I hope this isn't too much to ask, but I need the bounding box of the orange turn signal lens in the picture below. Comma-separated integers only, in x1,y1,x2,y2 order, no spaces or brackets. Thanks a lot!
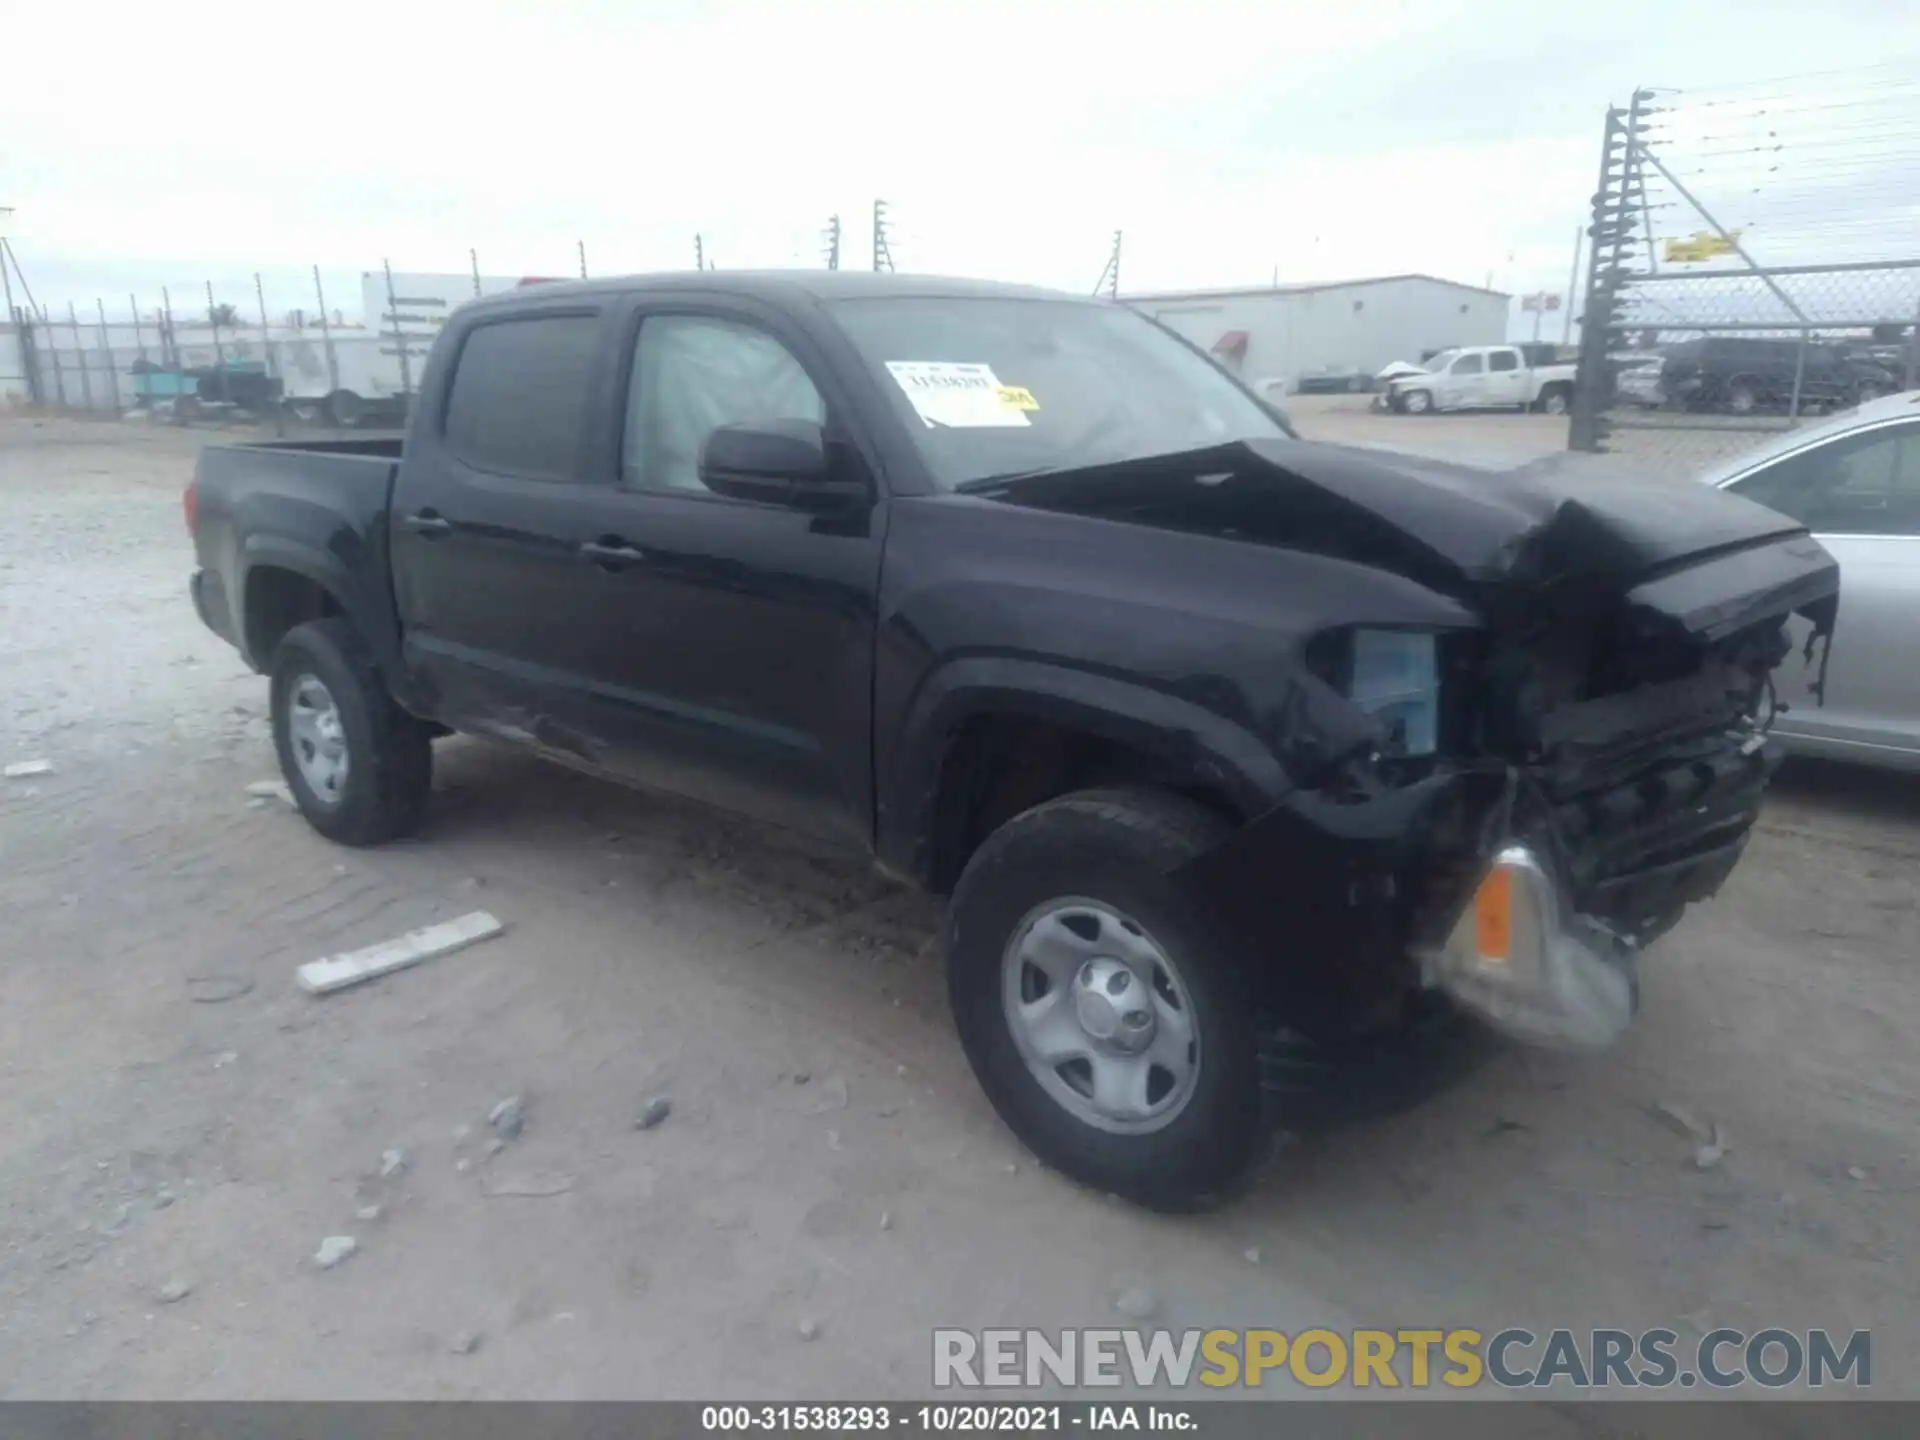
1474,866,1514,963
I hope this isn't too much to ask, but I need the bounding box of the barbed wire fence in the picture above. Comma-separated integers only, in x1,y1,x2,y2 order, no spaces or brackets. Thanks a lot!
1569,62,1920,472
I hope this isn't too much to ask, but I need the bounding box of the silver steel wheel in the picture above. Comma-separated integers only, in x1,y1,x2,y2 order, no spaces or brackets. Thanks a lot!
1000,897,1201,1135
1404,389,1432,414
287,673,350,804
1541,390,1569,416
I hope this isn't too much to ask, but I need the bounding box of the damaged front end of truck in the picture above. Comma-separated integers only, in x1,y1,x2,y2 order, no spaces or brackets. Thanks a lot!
993,438,1841,1065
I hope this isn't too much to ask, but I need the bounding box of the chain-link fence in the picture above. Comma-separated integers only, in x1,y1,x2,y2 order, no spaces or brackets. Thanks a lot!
0,244,610,428
1569,64,1920,474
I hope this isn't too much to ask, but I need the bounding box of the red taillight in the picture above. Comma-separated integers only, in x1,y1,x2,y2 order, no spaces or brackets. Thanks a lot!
183,480,199,538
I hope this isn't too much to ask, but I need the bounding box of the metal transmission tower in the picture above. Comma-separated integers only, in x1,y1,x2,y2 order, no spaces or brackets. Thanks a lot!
1568,89,1654,453
1092,230,1123,298
695,234,708,271
871,200,896,273
823,214,842,270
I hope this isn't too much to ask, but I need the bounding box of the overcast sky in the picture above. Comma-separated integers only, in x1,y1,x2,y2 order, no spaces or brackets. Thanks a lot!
2,0,1914,330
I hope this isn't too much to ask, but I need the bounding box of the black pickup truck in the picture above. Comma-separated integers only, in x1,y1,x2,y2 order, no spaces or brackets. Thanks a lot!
187,272,1839,1209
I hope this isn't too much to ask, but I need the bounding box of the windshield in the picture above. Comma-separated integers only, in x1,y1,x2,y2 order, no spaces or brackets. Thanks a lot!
828,297,1292,491
1421,349,1462,373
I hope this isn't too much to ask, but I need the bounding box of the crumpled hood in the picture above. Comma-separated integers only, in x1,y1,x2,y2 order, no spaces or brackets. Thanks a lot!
965,438,1836,636
1252,439,1807,583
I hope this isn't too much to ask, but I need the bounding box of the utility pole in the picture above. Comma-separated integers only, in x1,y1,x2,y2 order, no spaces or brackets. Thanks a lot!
0,205,14,319
823,214,842,271
577,240,588,279
1562,223,1583,346
1092,230,1122,298
695,234,706,271
871,199,895,273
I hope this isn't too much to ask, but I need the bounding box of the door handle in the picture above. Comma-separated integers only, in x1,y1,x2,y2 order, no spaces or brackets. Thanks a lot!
579,537,648,571
401,510,453,538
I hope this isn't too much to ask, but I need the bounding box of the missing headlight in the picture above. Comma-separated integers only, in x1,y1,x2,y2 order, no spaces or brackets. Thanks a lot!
1308,627,1442,758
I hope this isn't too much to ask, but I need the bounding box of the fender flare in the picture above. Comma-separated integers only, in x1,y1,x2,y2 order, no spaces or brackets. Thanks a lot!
876,655,1290,885
236,535,401,681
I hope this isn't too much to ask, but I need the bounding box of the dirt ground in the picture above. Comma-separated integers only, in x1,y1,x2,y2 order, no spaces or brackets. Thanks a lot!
1,411,1914,1404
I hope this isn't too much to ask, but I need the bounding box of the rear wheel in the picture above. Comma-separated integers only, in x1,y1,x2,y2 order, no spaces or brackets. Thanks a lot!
1537,385,1570,416
322,389,366,428
1726,379,1762,415
948,788,1264,1211
269,618,433,846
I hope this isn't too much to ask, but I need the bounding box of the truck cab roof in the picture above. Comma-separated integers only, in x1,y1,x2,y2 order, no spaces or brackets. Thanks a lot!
458,270,1096,315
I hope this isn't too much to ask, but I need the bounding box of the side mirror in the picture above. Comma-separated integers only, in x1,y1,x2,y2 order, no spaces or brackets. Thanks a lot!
698,419,866,512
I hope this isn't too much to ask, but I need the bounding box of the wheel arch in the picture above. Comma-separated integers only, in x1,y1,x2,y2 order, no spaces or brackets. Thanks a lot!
238,537,405,693
878,657,1286,894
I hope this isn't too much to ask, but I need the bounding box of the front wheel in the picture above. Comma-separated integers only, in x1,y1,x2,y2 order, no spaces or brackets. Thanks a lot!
270,618,434,846
948,788,1264,1211
1400,388,1433,415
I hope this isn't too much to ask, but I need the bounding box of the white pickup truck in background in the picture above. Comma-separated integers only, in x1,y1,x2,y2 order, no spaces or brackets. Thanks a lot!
1385,344,1578,416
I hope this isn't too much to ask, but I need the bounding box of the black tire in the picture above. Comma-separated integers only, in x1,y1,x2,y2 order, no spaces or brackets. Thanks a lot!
269,617,433,846
948,787,1264,1211
1725,379,1762,416
1401,388,1433,415
1536,385,1570,416
322,389,365,428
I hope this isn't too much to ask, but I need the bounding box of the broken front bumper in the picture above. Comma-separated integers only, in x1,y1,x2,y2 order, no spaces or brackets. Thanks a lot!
1178,733,1776,1062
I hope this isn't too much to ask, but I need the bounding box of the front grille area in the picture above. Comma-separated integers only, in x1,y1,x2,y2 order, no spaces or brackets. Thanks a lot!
1546,732,1776,940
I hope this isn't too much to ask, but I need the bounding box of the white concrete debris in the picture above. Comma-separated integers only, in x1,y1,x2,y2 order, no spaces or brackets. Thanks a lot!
244,779,295,806
313,1236,358,1269
1694,1124,1729,1170
4,759,53,779
297,911,504,996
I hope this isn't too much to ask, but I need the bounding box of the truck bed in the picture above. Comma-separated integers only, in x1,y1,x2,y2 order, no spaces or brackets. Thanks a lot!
188,437,406,672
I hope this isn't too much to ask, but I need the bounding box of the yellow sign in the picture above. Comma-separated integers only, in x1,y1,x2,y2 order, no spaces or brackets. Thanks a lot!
1664,229,1743,263
997,385,1040,411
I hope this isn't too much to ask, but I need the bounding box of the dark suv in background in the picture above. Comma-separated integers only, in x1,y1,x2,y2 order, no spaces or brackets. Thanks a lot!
1660,336,1899,415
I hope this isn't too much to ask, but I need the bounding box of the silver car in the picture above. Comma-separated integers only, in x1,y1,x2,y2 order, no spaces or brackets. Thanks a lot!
1699,390,1920,770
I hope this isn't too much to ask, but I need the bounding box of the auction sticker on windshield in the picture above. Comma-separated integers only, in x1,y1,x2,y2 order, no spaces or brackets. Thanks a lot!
885,361,1032,428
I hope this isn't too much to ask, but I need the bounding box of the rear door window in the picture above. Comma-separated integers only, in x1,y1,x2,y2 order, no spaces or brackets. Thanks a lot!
443,314,602,481
1488,350,1519,373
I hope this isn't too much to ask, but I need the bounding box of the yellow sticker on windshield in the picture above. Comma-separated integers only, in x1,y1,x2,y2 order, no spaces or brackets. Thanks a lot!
997,385,1040,411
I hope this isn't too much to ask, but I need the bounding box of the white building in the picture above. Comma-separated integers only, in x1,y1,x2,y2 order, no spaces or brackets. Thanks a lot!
1125,274,1511,393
